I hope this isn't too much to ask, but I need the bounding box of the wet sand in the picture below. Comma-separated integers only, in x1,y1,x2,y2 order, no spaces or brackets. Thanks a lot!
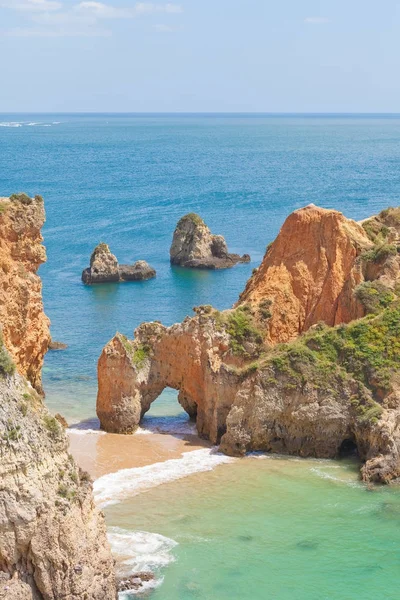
68,429,211,479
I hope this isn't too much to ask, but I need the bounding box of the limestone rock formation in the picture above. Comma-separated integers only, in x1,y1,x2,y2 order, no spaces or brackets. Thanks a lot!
0,194,116,598
238,204,374,344
0,194,51,393
170,213,250,269
0,370,116,599
82,243,156,284
98,205,400,483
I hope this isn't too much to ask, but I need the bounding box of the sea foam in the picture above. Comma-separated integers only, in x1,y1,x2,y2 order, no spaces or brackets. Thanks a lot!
94,448,235,508
108,526,177,597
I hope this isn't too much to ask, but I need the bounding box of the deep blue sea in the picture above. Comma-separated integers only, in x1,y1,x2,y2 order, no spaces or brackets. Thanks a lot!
1,114,400,421
2,114,400,600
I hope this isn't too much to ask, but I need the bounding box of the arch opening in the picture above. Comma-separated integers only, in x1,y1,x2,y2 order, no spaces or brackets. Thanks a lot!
338,438,359,459
140,387,197,436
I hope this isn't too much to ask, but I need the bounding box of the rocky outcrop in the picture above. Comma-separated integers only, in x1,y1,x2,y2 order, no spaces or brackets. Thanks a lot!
0,194,116,598
98,205,400,483
0,369,116,599
119,260,156,282
0,194,50,393
170,213,250,269
82,243,156,284
238,204,375,344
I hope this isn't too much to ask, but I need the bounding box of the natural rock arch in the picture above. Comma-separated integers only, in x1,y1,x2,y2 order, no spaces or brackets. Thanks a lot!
97,321,239,443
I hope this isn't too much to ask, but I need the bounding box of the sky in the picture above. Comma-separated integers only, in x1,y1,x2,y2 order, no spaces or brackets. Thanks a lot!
0,0,400,112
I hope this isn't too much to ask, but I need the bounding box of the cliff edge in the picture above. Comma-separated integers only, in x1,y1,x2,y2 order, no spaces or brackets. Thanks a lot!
0,194,51,393
0,194,116,599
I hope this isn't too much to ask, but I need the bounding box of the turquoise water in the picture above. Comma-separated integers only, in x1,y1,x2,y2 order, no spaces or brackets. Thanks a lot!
105,455,400,600
2,114,400,598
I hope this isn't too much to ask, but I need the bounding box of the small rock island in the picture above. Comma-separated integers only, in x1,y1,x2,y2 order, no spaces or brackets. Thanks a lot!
82,243,156,284
170,213,250,269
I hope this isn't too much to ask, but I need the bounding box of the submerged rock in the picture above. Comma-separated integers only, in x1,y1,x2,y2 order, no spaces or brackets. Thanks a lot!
49,340,68,350
170,213,250,269
82,243,156,284
98,204,400,484
117,572,154,593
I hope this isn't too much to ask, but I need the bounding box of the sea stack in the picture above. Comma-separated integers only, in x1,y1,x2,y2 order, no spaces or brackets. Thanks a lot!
170,213,250,269
82,243,156,284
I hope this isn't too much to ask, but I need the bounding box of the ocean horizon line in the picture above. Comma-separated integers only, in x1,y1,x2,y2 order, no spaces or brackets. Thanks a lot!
1,111,400,117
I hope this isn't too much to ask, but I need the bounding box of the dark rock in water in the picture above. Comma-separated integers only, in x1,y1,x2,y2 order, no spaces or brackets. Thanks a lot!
170,213,250,269
82,243,156,284
49,340,68,350
118,572,154,593
119,260,156,281
237,534,254,542
296,539,319,550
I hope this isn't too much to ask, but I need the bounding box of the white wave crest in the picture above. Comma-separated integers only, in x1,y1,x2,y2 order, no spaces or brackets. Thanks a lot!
0,122,22,127
108,527,177,598
94,448,234,508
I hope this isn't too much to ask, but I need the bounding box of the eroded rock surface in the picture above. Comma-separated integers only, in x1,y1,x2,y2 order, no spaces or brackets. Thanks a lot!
82,243,156,284
0,194,116,598
238,204,374,344
0,194,50,393
97,205,400,483
170,213,250,269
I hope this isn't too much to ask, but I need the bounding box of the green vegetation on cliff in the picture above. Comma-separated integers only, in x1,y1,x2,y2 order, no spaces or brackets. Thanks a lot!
214,306,263,357
264,304,400,405
177,213,205,228
355,281,395,314
0,335,15,378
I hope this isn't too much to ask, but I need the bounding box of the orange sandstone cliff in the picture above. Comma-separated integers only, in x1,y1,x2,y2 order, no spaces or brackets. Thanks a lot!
0,194,50,392
0,194,116,599
237,204,373,343
97,204,400,483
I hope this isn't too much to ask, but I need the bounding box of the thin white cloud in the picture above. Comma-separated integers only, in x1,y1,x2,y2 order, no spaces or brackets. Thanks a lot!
304,17,330,24
74,1,182,18
0,1,183,37
0,0,62,11
4,25,111,36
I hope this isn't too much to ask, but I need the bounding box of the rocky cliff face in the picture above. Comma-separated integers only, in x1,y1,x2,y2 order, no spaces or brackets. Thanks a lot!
170,213,250,269
97,205,400,483
0,194,116,599
0,194,51,393
238,204,374,343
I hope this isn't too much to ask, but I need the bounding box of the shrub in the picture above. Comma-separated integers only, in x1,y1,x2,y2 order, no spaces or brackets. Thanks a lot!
362,243,397,263
177,213,204,227
0,335,15,378
355,281,395,314
9,192,32,205
133,344,151,368
58,484,76,501
226,308,263,356
43,414,61,438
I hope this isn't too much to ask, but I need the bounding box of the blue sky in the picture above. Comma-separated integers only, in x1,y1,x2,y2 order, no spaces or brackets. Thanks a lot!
0,0,399,112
